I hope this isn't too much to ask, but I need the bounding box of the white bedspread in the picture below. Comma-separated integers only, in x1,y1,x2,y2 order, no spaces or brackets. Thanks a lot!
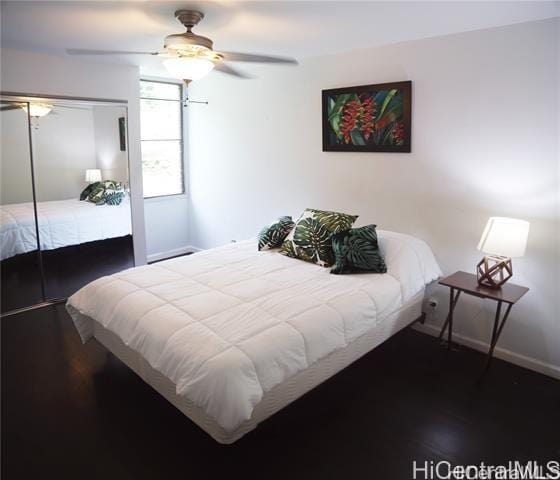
0,198,132,260
67,231,441,433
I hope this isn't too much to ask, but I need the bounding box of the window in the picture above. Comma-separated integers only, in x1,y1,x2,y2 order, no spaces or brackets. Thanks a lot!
140,80,184,198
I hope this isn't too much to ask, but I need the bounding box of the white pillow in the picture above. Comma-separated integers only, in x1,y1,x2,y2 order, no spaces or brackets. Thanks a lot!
377,230,442,302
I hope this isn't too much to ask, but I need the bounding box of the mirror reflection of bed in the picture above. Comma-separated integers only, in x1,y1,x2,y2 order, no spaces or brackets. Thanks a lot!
0,97,134,314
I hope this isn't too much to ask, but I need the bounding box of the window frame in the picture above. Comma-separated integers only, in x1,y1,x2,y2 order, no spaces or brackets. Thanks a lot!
140,78,186,200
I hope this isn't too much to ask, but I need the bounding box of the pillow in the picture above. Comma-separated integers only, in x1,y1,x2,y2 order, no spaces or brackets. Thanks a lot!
86,180,126,206
279,208,358,267
79,182,99,201
258,216,295,251
330,225,387,275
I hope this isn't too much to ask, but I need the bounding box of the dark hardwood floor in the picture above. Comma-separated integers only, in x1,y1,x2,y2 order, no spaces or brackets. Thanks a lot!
2,304,559,479
1,236,134,313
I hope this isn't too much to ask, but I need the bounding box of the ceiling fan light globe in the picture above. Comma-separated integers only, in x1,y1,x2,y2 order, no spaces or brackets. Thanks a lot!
163,57,215,82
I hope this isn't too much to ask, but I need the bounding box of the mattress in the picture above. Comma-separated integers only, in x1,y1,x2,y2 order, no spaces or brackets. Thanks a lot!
67,231,442,441
92,289,424,444
0,198,132,260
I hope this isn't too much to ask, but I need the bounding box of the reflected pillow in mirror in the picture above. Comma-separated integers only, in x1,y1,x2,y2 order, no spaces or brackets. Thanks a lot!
80,182,100,201
85,180,126,206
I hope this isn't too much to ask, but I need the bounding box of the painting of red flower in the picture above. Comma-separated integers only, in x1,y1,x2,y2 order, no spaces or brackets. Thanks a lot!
322,81,411,152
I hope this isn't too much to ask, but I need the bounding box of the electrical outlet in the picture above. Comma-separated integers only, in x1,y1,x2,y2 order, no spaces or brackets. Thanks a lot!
428,297,438,310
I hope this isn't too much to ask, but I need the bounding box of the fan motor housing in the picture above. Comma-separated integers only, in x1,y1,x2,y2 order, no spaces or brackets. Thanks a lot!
166,10,213,52
175,10,204,28
164,32,214,52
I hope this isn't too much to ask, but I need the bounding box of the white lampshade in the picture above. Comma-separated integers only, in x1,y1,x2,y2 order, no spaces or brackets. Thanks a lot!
163,57,214,82
477,217,530,258
22,103,53,118
85,169,102,183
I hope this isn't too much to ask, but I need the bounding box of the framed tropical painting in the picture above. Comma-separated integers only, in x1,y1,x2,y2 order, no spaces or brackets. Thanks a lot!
322,81,411,153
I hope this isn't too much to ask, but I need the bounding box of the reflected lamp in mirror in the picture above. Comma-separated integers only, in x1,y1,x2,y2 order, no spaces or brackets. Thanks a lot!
85,169,102,184
476,217,530,288
21,103,53,118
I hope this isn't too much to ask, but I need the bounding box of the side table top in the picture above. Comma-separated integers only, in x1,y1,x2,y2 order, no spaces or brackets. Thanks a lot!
439,271,529,304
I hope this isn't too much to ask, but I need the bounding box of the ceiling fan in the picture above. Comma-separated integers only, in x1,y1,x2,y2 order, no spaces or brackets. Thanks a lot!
66,10,298,84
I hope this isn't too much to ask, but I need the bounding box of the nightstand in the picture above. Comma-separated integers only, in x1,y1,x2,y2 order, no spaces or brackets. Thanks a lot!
438,271,529,371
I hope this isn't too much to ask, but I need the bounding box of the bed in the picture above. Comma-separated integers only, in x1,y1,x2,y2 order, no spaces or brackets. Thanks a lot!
66,230,442,443
0,198,132,261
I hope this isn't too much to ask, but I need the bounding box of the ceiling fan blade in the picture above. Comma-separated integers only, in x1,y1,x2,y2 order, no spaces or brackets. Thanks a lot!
219,51,297,64
213,62,253,79
66,49,159,56
0,105,22,111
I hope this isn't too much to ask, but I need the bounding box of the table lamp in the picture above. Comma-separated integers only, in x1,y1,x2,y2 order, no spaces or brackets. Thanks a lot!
476,217,530,288
85,169,102,184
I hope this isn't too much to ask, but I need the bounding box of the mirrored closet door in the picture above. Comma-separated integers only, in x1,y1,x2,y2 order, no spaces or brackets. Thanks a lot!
0,95,134,315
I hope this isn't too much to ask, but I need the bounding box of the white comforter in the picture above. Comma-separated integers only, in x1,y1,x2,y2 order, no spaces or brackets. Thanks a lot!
0,198,132,260
67,231,441,433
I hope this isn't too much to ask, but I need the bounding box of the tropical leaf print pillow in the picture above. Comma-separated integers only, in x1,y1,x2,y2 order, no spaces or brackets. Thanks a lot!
258,216,295,251
330,225,387,275
279,208,358,267
85,180,126,206
79,182,99,201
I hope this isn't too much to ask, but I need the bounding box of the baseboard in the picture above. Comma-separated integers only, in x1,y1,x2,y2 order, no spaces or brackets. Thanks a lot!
147,245,201,263
414,322,560,380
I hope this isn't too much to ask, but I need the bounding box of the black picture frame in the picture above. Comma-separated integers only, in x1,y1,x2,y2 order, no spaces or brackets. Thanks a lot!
118,117,126,151
322,80,411,153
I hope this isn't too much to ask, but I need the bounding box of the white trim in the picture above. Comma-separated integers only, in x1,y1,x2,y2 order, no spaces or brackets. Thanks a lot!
414,322,560,380
147,245,201,263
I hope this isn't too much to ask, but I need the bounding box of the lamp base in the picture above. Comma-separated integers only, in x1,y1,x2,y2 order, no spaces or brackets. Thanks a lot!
476,255,513,288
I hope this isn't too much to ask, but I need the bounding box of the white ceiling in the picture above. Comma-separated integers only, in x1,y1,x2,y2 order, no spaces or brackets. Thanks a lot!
1,1,558,78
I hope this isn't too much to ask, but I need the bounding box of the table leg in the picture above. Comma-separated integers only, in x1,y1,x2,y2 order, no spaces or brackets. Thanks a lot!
484,301,513,371
447,288,454,350
438,288,461,349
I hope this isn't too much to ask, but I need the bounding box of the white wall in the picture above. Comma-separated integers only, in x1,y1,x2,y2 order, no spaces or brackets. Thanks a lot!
0,47,147,264
1,105,99,204
92,105,128,184
33,107,96,202
188,19,560,377
0,106,34,204
144,194,190,261
1,103,131,202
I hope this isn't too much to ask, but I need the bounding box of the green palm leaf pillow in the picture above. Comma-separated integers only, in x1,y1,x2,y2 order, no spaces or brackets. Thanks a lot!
258,216,295,251
279,208,358,267
330,224,387,275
